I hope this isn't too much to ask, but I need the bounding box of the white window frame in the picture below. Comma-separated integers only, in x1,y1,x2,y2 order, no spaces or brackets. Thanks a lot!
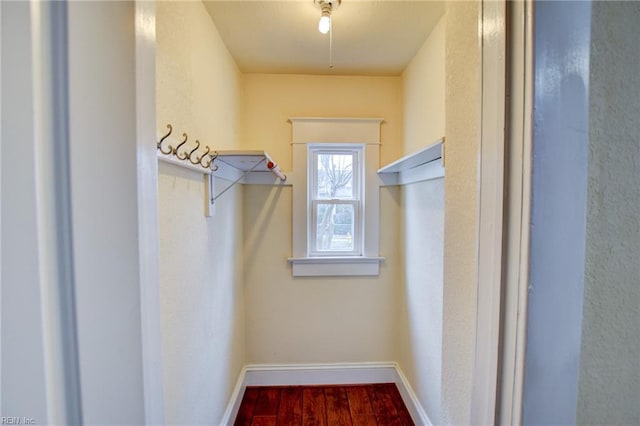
308,145,363,257
288,117,384,277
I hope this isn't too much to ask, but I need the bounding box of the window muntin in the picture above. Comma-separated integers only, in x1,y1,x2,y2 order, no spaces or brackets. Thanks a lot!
309,146,362,256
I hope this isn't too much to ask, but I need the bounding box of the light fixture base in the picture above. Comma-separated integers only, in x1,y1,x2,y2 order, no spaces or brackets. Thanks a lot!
314,0,341,12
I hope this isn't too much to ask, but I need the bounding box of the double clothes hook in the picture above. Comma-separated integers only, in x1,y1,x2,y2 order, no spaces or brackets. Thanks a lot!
157,124,219,171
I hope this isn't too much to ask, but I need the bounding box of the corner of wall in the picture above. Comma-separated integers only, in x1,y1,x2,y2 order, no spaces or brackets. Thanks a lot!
441,1,481,424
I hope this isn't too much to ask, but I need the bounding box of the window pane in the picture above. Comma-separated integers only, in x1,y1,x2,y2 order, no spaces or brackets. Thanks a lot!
316,153,354,199
315,203,355,252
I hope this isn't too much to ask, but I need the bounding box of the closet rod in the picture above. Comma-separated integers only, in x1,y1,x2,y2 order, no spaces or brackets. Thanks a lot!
267,160,287,181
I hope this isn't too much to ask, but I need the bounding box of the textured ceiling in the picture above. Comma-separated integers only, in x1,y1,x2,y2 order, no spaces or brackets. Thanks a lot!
203,1,445,76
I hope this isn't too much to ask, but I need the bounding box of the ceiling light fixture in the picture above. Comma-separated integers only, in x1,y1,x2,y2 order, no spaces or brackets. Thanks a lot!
315,0,340,68
315,0,340,34
318,12,331,34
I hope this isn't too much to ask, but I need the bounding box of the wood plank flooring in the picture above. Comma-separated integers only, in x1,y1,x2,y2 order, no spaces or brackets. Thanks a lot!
234,383,414,426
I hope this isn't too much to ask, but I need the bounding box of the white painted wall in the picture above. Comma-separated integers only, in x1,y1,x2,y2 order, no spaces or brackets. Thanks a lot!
577,2,640,424
157,166,244,424
67,1,164,423
242,74,403,364
398,14,446,425
402,16,446,155
1,2,48,420
156,1,245,423
0,0,2,411
398,179,444,425
442,2,481,424
3,2,163,423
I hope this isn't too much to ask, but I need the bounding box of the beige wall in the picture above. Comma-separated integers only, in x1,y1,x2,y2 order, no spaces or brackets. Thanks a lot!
242,74,403,364
577,2,640,424
156,1,245,423
399,5,480,424
442,2,480,424
157,1,241,149
402,16,446,155
398,14,446,424
242,74,403,168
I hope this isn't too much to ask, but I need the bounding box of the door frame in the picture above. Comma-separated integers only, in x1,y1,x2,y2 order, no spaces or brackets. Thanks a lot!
471,0,533,424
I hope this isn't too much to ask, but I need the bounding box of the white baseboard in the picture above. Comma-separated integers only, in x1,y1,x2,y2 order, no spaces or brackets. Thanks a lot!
220,362,431,426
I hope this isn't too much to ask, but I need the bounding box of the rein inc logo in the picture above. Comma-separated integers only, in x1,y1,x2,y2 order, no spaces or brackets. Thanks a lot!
1,418,35,425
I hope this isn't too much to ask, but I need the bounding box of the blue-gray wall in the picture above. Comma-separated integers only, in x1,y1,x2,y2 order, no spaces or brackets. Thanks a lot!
523,2,592,424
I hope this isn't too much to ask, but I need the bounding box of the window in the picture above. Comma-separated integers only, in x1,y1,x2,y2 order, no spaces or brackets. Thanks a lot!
288,117,384,277
309,146,362,256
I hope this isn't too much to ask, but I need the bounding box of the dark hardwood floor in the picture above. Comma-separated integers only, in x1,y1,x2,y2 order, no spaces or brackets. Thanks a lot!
234,383,414,426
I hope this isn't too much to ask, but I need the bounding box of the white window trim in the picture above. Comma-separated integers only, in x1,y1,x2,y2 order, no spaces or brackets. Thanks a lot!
288,117,384,277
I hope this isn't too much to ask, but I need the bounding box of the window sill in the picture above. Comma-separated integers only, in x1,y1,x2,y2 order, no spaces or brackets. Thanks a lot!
287,256,384,277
